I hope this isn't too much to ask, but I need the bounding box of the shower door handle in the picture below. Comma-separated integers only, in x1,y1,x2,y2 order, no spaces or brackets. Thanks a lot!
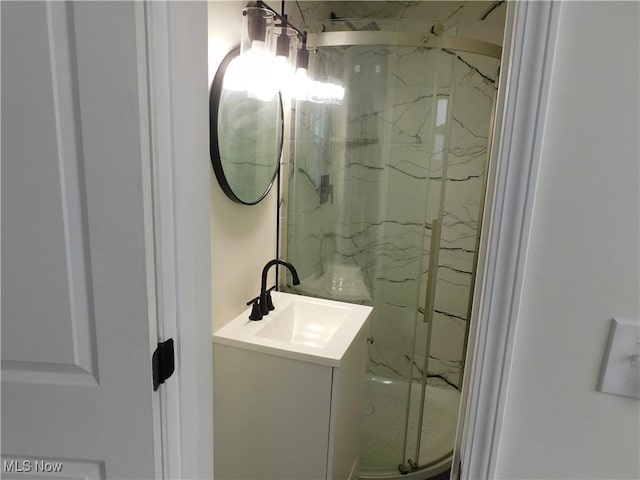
423,218,440,324
414,218,441,463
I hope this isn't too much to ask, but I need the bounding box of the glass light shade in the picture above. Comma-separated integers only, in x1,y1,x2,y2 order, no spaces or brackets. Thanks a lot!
290,50,345,104
305,80,345,104
223,51,278,102
273,24,298,61
292,68,345,104
241,7,275,56
270,25,298,93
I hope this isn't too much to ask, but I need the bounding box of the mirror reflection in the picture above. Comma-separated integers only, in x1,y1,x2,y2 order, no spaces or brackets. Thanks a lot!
210,47,283,205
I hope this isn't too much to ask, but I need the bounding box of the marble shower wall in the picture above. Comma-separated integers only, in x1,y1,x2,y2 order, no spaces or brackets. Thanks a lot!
288,1,506,45
285,2,505,389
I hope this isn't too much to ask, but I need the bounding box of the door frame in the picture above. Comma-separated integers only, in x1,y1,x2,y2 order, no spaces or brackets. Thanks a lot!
147,1,561,479
453,2,561,479
142,2,213,479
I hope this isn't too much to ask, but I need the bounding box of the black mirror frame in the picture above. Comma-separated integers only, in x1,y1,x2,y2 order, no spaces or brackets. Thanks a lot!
209,46,284,205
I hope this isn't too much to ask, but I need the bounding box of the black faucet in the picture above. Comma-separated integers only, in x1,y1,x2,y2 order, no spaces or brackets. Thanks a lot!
249,259,300,320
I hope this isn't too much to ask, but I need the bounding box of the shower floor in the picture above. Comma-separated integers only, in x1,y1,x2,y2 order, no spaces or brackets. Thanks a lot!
360,376,460,476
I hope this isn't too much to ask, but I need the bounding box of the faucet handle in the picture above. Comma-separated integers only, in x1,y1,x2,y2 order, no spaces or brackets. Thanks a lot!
249,301,263,321
246,296,263,321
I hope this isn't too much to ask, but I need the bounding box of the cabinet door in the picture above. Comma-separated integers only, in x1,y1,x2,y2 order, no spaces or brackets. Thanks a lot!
213,345,333,479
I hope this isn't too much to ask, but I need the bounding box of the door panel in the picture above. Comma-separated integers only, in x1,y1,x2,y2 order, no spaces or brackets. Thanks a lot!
2,1,98,384
2,2,159,478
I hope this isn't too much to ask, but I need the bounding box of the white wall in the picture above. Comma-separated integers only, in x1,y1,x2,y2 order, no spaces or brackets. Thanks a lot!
208,1,278,332
496,2,639,478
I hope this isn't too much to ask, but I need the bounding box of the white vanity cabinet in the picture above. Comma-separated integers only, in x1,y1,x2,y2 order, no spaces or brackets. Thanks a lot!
212,292,372,480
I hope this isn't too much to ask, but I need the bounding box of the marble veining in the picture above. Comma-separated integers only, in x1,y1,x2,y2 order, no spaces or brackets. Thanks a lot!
288,1,506,32
286,2,503,390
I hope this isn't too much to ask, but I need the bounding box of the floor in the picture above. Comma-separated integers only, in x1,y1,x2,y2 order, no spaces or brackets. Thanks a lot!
360,376,460,476
429,469,452,480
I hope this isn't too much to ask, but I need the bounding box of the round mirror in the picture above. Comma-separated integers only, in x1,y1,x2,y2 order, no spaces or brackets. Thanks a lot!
210,47,283,205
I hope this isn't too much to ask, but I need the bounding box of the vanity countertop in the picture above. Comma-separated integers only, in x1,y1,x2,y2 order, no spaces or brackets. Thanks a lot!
212,291,372,367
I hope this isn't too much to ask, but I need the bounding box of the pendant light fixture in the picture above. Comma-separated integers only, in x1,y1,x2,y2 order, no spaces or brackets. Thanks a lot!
234,0,344,104
271,14,298,91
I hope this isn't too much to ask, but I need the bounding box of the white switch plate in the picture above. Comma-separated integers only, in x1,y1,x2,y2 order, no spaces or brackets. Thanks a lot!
598,318,640,399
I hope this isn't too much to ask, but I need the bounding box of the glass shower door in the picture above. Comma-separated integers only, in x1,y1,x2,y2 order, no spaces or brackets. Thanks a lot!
402,47,457,471
285,42,440,474
284,25,500,474
405,46,500,470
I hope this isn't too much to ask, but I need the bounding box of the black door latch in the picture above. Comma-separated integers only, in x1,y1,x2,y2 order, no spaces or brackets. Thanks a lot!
152,338,175,390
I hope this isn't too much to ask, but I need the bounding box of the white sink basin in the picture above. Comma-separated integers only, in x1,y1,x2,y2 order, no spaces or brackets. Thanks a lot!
213,291,372,367
255,301,351,348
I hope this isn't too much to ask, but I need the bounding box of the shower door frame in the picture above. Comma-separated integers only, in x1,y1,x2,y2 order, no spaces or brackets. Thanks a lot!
294,29,504,477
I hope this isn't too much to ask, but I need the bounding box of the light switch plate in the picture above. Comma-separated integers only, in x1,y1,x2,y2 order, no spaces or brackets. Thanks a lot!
598,318,640,399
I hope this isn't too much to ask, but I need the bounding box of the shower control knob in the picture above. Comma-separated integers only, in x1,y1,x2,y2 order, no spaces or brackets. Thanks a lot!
367,336,374,344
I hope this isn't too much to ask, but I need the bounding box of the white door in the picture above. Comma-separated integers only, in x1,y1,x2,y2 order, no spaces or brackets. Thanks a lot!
2,2,162,478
